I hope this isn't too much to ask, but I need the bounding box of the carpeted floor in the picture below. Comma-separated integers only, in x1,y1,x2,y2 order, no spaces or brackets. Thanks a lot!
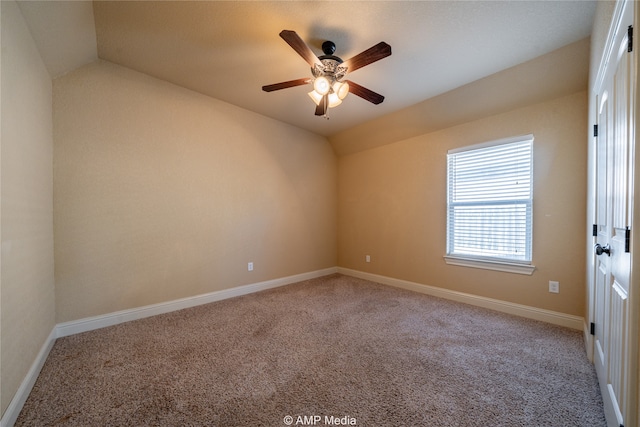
16,274,605,426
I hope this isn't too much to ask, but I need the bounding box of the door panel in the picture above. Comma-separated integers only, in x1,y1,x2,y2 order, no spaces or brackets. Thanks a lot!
613,38,631,230
594,263,607,373
608,280,628,423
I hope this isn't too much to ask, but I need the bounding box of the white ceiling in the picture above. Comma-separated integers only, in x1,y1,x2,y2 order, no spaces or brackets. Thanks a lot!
18,1,596,138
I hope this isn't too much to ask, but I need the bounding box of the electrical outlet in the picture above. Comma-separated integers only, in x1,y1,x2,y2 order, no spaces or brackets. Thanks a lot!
365,255,371,263
549,281,559,293
248,262,253,271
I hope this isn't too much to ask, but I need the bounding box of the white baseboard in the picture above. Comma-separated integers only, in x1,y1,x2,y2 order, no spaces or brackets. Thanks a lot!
338,267,584,330
56,267,338,338
1,328,57,427
1,267,337,427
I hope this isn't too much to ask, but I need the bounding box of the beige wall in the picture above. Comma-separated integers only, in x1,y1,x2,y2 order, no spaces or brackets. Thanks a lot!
1,0,56,416
53,60,337,323
338,91,587,316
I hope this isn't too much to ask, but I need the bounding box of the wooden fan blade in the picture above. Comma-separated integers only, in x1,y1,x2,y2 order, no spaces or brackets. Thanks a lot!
343,42,391,73
315,95,328,116
262,78,311,92
345,80,385,104
280,30,323,68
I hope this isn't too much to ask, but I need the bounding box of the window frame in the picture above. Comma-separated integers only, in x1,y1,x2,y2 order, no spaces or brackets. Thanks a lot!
444,135,536,275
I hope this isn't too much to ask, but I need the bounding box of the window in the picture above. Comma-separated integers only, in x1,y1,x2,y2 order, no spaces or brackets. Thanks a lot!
444,135,535,275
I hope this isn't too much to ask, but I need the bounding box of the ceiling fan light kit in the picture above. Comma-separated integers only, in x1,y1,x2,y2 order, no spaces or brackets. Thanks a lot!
262,30,392,118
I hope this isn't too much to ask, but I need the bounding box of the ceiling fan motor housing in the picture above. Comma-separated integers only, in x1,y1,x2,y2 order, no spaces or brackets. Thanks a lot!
313,41,347,84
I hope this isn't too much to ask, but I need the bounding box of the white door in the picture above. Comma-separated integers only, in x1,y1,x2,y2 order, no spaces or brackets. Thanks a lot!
592,1,636,426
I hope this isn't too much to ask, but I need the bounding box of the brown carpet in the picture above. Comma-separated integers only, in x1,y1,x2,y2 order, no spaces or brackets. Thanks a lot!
16,274,605,426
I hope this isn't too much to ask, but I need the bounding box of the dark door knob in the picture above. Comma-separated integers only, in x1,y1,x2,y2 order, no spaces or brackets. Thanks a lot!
594,243,611,256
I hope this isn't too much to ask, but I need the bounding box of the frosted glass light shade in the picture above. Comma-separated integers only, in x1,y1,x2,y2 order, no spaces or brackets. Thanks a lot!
333,81,349,100
328,92,342,108
313,76,330,95
308,90,323,106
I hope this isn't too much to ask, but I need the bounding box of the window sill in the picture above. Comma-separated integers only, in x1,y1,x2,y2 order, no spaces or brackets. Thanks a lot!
443,255,536,275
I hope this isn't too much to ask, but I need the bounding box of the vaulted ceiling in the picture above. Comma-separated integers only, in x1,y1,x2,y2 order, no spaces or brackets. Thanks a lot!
18,1,596,142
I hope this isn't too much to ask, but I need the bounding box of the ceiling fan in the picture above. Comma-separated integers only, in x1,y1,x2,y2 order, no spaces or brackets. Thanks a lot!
262,30,392,117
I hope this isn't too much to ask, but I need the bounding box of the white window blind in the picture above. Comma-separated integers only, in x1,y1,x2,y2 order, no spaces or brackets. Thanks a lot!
447,135,533,263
